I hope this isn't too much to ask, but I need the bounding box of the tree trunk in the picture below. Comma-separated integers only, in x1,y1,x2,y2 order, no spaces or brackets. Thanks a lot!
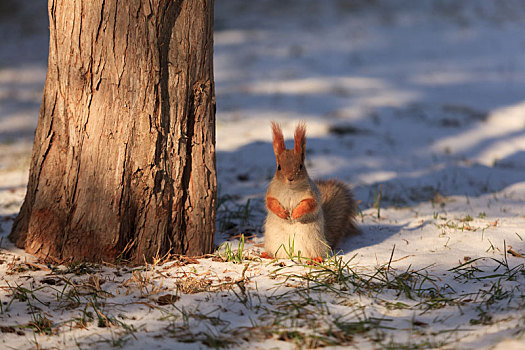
9,0,216,264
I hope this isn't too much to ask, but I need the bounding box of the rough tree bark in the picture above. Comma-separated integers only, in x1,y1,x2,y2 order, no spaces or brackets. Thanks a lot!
9,0,216,264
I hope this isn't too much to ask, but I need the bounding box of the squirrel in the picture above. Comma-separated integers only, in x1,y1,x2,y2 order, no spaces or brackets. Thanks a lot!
264,122,359,259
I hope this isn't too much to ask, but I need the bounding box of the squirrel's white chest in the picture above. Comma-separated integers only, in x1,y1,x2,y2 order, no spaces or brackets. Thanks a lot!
264,215,327,258
268,180,314,211
279,189,305,212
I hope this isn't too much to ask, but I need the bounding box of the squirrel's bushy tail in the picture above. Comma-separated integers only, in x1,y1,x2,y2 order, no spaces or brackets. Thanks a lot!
316,179,359,249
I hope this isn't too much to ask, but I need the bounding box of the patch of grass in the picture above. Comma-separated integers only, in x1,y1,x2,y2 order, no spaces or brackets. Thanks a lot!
121,266,163,297
102,322,139,348
75,305,94,329
381,335,451,350
217,234,246,263
161,305,237,348
460,214,474,222
5,283,50,312
61,262,101,275
276,329,337,348
24,313,53,335
435,217,482,233
176,277,214,294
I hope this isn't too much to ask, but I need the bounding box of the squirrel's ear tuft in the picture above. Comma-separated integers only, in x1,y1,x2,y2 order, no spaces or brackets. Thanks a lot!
294,122,306,161
271,121,285,156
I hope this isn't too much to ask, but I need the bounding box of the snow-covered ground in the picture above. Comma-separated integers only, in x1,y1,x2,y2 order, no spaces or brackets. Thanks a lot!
1,1,525,349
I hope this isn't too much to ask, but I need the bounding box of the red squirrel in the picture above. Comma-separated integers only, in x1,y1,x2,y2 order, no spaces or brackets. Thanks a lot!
264,122,359,259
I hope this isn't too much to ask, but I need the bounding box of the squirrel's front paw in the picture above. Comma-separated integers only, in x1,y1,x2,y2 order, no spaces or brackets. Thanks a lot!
291,198,317,220
266,196,290,220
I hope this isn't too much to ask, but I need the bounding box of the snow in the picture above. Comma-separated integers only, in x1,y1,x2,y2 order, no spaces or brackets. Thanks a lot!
2,0,525,349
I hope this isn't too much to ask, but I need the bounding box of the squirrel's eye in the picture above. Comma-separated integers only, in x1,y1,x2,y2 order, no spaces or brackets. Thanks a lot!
278,164,281,171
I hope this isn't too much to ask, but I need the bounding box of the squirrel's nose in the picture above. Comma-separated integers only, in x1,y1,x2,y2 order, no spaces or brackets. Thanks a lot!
287,176,294,182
